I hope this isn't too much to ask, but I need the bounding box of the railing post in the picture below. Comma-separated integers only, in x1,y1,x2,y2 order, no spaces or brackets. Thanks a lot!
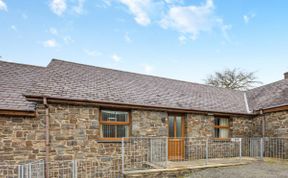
41,160,45,178
239,138,242,160
166,137,169,166
25,164,28,178
205,138,209,165
150,138,153,163
260,138,264,160
18,165,22,178
28,163,32,178
72,160,77,178
121,137,125,174
21,165,24,178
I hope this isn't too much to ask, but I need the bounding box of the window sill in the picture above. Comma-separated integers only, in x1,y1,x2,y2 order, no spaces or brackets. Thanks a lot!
96,138,129,143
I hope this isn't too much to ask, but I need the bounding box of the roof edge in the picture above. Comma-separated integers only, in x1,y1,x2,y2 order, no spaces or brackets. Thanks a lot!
0,109,36,117
0,59,46,68
260,104,288,113
25,95,254,116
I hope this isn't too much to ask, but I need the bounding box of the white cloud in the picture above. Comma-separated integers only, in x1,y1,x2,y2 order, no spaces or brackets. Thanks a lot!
43,39,58,48
63,36,74,44
48,27,74,44
50,0,66,16
73,0,85,14
0,0,7,11
117,0,230,41
220,23,232,42
112,54,121,62
49,27,58,35
119,0,151,26
11,25,17,32
124,32,132,43
102,0,112,7
22,13,28,20
243,13,256,24
160,0,225,40
142,64,154,74
84,49,102,57
178,35,187,44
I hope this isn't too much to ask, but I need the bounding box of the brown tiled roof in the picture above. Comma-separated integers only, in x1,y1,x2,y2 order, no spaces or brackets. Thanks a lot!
0,60,45,111
1,59,287,114
247,79,288,111
26,59,249,114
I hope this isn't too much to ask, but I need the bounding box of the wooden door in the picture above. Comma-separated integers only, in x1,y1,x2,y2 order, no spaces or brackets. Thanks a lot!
168,114,185,160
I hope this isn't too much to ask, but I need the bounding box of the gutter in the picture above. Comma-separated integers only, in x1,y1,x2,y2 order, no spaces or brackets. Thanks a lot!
25,95,255,117
0,109,35,117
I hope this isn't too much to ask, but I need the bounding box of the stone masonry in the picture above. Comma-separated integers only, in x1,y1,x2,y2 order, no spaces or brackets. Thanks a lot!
253,111,288,137
0,103,287,164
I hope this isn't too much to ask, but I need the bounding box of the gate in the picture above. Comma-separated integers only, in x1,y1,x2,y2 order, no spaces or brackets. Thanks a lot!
150,138,167,167
249,138,263,159
18,160,45,178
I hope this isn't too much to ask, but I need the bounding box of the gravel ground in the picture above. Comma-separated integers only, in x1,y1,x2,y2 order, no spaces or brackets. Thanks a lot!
185,161,288,178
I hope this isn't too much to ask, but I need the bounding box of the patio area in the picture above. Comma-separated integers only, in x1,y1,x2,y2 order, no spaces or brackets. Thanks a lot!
122,137,288,177
124,157,257,177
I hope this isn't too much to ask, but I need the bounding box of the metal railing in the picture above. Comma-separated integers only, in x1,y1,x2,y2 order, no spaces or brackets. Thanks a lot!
1,137,288,177
121,137,288,172
1,157,122,178
121,137,168,172
0,162,18,178
47,158,122,178
262,137,288,159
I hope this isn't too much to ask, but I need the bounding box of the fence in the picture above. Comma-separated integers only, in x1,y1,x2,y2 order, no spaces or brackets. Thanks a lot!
121,137,288,172
47,157,122,178
121,137,244,171
0,157,122,178
1,137,288,177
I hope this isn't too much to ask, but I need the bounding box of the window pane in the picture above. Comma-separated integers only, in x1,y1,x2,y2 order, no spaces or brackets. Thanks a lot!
214,128,220,138
176,116,182,138
102,125,116,137
117,125,128,138
102,125,128,138
169,116,174,137
220,118,229,126
219,128,229,138
214,118,220,125
102,110,128,122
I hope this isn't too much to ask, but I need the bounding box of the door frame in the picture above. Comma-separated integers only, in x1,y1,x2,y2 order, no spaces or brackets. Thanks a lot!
168,113,185,160
168,113,185,138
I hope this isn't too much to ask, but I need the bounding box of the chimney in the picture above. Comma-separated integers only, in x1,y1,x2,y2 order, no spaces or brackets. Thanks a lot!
285,72,288,79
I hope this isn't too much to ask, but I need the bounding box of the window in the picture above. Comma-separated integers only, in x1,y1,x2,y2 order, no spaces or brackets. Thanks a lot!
100,110,130,140
214,117,230,139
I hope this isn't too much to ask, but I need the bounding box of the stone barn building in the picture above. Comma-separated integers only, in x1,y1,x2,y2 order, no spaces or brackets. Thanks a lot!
0,59,288,164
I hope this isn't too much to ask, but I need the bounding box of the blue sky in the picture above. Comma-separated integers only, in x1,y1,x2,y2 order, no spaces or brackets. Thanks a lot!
0,0,287,85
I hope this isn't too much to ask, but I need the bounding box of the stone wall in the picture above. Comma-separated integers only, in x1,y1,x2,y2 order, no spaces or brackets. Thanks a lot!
40,104,123,161
0,106,255,163
0,115,45,163
186,114,253,138
131,110,167,137
2,102,286,164
186,114,214,138
252,111,288,137
231,116,253,137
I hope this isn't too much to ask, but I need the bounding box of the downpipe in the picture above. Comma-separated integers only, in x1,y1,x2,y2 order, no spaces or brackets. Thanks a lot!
43,97,50,178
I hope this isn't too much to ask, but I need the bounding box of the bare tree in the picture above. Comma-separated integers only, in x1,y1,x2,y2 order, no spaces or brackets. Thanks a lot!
205,68,262,90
